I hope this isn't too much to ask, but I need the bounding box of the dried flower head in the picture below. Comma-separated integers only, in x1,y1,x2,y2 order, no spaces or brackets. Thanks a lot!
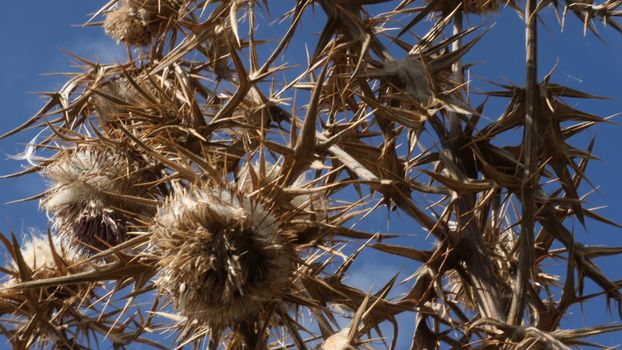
103,0,179,45
3,233,80,286
41,146,156,254
152,183,295,326
0,233,97,348
365,56,432,106
0,232,85,308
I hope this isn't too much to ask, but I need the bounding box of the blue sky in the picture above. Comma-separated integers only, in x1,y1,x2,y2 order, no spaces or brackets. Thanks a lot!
1,1,622,348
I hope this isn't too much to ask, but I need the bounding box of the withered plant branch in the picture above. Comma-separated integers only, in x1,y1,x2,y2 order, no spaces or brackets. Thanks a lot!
1,1,622,348
508,0,539,326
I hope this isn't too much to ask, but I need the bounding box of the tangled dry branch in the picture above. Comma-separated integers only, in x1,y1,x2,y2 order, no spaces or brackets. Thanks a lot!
1,0,622,349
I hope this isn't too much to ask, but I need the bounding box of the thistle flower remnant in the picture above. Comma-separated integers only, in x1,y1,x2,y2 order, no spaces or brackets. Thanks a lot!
0,233,97,348
103,0,179,46
152,184,294,326
3,234,78,285
368,56,432,105
3,0,622,347
41,146,155,254
0,233,84,310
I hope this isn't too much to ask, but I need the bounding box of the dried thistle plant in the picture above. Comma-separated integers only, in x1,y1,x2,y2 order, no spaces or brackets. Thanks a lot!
425,0,502,14
152,183,295,327
104,0,180,46
41,145,159,254
1,233,83,290
1,0,622,349
0,233,97,348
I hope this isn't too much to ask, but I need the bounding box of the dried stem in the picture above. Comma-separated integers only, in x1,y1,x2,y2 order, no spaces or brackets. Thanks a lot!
1,1,621,348
508,0,539,325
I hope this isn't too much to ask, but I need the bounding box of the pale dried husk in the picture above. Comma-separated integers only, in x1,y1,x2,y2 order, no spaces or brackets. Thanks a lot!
152,183,295,326
41,145,157,253
2,234,83,288
103,0,180,45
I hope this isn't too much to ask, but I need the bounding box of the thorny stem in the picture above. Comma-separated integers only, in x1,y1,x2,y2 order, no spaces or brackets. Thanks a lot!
508,0,538,325
429,120,503,321
451,9,464,134
452,10,464,82
431,4,503,321
6,1,622,348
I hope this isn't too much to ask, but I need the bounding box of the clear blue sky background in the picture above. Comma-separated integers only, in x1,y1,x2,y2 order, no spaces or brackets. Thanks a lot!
0,1,621,348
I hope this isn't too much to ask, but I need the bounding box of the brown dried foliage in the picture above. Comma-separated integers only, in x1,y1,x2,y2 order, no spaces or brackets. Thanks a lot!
1,0,622,349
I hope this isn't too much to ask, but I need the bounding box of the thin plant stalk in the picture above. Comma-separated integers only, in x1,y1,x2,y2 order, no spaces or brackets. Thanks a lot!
508,0,539,325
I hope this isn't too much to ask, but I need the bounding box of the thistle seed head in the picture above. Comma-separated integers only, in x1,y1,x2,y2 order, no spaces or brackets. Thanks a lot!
152,184,294,326
1,233,86,302
372,57,432,105
7,234,75,280
0,233,95,348
41,146,155,254
103,0,179,46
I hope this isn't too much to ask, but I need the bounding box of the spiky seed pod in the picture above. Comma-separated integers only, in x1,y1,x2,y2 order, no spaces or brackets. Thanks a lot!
103,0,179,46
426,0,500,14
0,233,96,348
152,184,295,326
0,233,87,308
4,234,80,284
104,5,153,46
41,146,157,254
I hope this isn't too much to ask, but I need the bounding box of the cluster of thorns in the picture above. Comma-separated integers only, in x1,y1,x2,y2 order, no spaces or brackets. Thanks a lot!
1,0,622,349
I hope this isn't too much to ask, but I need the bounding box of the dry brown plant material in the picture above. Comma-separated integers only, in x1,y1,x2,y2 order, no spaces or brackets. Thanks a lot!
425,0,501,14
90,76,143,123
2,0,622,348
152,183,295,326
0,233,98,348
104,0,179,45
41,145,158,254
1,234,83,291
